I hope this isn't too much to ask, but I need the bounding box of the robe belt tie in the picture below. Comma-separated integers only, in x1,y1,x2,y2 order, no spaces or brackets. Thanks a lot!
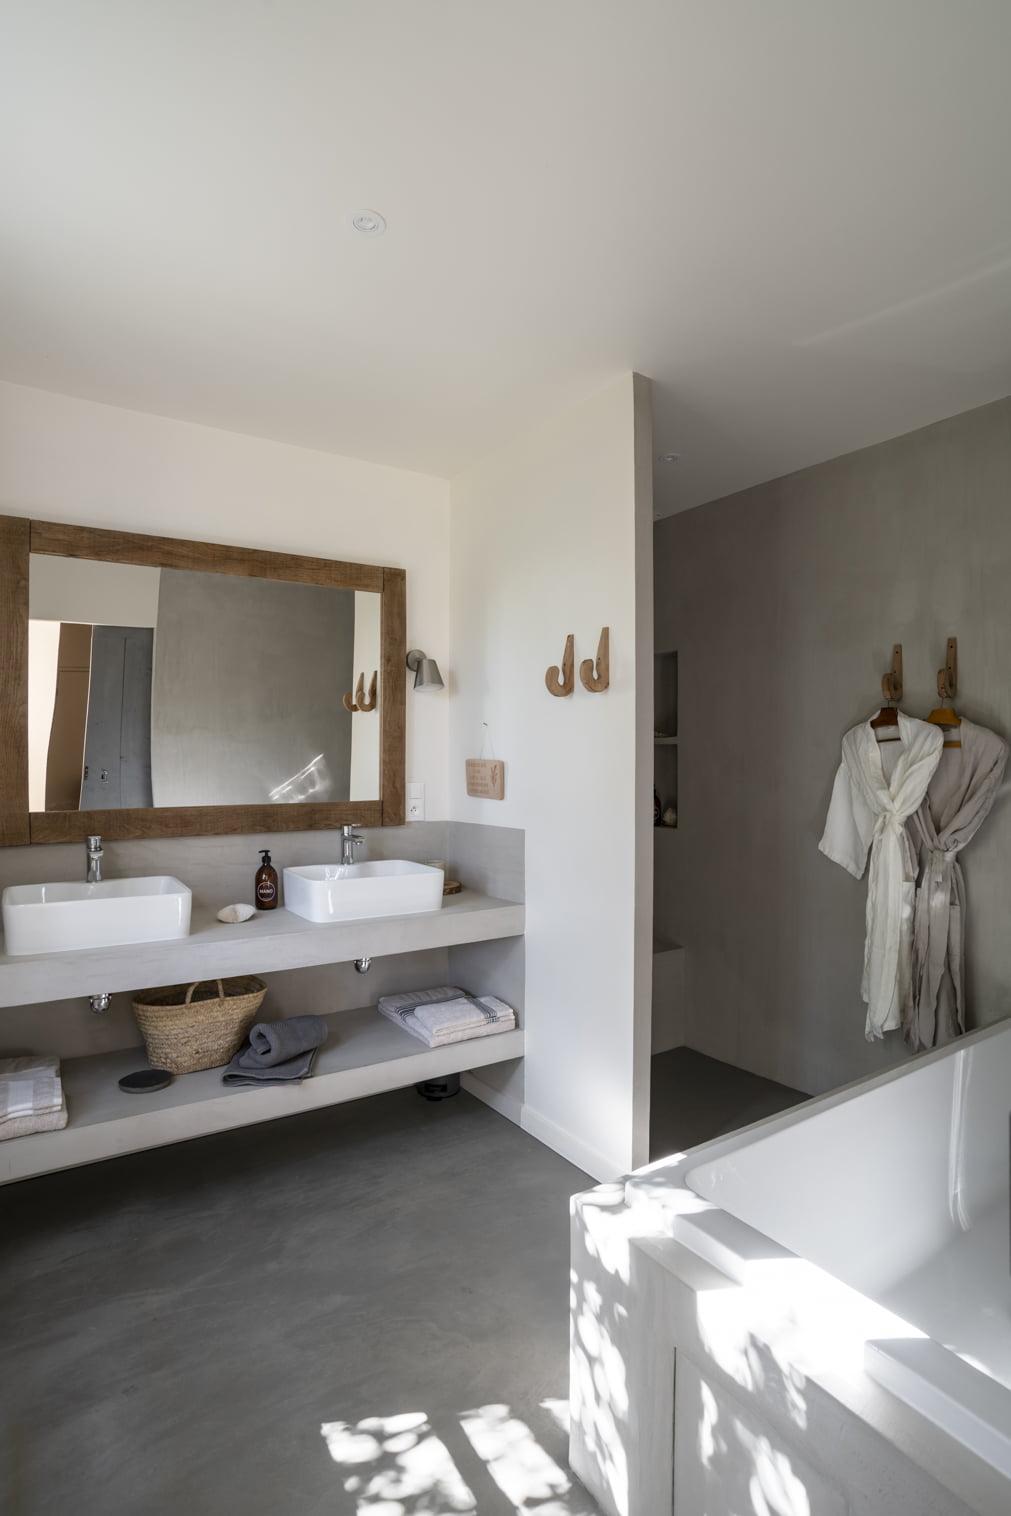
927,847,954,887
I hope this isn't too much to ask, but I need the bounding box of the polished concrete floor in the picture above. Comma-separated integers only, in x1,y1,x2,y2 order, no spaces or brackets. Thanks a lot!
1,1088,597,1516
649,1046,807,1160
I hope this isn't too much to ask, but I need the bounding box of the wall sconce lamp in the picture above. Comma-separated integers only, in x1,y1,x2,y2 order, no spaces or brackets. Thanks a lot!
406,648,445,691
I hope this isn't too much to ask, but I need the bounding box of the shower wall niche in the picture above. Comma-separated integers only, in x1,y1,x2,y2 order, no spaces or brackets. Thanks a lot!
654,649,677,829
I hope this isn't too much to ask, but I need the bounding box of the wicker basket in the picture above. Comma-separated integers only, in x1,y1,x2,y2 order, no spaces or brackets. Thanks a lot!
132,977,267,1074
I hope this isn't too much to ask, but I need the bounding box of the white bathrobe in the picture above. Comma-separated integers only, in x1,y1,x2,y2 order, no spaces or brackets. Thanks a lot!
906,718,1008,1051
820,713,943,1041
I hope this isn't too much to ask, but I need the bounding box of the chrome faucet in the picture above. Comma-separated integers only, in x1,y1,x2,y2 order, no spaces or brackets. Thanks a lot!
86,835,104,884
340,825,365,866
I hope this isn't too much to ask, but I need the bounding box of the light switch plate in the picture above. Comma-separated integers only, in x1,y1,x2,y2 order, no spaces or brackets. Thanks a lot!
407,782,425,821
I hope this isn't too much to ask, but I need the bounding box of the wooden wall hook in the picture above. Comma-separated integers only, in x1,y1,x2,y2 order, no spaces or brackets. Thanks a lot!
881,643,903,705
579,627,610,693
545,634,575,697
937,637,957,701
342,671,378,712
358,670,378,712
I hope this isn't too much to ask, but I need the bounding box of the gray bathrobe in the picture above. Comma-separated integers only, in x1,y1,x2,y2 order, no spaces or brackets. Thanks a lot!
906,718,1008,1051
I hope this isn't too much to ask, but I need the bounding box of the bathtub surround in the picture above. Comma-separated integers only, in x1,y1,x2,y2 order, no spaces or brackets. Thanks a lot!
449,374,654,1180
572,1022,1011,1516
654,393,1011,1095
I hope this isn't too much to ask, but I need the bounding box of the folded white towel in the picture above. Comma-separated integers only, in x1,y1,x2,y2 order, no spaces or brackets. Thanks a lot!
0,1055,68,1141
378,990,516,1049
414,996,515,1041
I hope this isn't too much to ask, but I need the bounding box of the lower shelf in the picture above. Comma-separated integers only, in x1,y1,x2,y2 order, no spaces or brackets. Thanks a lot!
1,1005,525,1185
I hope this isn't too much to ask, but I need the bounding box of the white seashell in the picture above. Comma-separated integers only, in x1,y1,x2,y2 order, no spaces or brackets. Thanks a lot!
217,902,256,924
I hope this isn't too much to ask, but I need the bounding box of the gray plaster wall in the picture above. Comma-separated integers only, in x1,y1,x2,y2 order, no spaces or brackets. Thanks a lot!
654,394,1011,1095
150,570,357,806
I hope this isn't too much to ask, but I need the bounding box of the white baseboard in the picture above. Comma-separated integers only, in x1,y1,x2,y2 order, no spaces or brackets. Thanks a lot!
461,1071,523,1125
519,1105,622,1183
462,1074,621,1182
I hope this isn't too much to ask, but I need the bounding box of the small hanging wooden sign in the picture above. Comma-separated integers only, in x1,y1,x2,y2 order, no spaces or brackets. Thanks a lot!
466,758,505,799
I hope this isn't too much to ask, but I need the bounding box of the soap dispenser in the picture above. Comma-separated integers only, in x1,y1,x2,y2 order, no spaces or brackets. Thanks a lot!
255,849,279,911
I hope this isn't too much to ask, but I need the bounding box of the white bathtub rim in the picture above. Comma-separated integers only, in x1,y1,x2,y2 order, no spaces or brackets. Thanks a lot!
616,1018,1011,1503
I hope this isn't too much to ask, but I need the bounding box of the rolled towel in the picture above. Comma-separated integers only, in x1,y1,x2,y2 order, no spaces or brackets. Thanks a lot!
244,1015,329,1067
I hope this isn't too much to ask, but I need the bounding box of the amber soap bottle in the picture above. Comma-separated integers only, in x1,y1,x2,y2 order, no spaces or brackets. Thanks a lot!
255,849,279,910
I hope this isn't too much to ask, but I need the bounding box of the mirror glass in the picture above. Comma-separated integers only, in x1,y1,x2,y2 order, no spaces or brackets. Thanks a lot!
28,556,382,809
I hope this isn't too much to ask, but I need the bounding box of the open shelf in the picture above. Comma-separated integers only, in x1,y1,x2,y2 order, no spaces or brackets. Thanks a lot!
0,889,524,1009
0,1004,525,1185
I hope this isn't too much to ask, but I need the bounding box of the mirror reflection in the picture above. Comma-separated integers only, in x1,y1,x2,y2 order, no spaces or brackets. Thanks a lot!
28,556,381,809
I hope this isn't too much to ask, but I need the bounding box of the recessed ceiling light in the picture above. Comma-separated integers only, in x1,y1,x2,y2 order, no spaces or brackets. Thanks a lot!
351,209,387,236
658,452,680,465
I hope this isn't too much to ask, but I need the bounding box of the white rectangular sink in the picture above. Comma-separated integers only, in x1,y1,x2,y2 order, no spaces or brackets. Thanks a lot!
283,860,444,924
1,877,192,956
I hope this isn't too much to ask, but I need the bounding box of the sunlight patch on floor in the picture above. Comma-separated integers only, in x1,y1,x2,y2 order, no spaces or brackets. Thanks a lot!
321,1413,476,1514
322,1404,596,1515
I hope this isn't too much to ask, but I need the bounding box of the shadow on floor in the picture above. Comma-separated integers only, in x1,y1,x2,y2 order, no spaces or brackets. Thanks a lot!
649,1046,807,1160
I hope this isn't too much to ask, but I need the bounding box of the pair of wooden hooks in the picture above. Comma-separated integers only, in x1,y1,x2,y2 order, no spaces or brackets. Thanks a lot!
545,627,610,697
343,670,377,713
879,638,959,706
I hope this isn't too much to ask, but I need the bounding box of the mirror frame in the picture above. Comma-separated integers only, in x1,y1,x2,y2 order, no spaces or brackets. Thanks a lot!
0,515,406,845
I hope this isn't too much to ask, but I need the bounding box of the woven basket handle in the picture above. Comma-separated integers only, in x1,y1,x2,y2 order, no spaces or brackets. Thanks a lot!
183,979,225,1005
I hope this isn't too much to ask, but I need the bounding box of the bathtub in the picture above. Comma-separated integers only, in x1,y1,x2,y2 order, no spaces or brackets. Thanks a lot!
678,1020,1011,1479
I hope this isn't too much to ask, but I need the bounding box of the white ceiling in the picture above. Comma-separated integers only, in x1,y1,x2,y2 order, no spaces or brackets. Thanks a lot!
3,1,1011,516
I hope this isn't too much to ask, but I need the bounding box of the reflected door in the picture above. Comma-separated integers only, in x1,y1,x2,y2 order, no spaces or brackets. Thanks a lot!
79,627,154,810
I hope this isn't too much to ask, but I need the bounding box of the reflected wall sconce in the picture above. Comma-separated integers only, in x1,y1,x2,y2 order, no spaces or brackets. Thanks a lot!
407,649,445,691
343,671,378,713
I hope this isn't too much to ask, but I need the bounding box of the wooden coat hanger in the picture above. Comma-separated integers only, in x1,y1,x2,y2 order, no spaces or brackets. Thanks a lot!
869,644,903,742
927,638,961,748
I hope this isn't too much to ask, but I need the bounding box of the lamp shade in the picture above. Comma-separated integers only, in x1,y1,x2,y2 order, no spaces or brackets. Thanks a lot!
406,649,445,691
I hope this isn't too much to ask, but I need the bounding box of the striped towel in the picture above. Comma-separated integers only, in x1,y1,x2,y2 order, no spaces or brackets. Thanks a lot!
0,1055,68,1141
378,987,517,1048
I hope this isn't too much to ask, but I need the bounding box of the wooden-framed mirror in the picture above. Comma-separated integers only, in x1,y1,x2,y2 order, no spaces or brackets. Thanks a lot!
0,516,406,845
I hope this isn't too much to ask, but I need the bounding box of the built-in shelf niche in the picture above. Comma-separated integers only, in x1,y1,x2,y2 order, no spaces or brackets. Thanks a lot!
654,649,677,829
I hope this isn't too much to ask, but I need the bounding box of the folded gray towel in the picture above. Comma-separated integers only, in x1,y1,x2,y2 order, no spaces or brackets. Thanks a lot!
244,1016,329,1067
222,1045,319,1086
221,1015,328,1087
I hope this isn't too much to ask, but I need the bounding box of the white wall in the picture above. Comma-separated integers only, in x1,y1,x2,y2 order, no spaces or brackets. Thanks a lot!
449,374,653,1180
0,380,451,816
29,555,162,626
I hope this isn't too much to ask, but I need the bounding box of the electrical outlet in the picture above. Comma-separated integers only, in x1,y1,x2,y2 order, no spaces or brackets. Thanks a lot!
407,782,425,821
